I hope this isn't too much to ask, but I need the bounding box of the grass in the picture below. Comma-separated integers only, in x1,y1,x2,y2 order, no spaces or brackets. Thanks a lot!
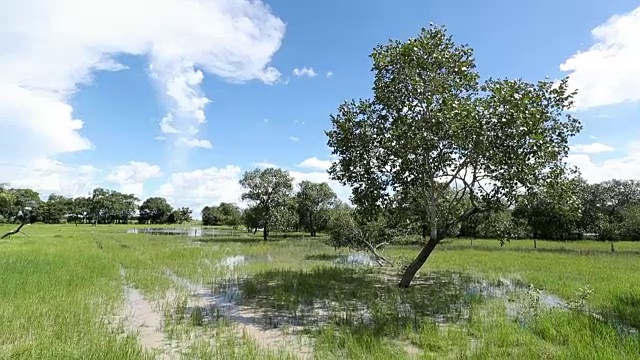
1,223,639,359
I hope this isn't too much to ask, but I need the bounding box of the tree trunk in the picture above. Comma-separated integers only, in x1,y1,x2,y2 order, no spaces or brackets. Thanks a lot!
610,240,615,252
399,236,440,288
534,238,537,249
263,225,268,241
1,222,28,239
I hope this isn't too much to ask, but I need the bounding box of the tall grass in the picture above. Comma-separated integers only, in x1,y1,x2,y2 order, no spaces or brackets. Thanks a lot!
1,224,639,359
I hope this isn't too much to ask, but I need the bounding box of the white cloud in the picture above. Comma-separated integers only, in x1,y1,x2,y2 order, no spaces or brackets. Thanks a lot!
293,67,317,77
571,142,615,154
289,170,351,204
560,6,640,110
106,161,162,198
157,166,243,213
176,137,213,149
289,136,300,142
568,141,640,183
1,0,286,178
0,159,99,199
253,162,278,169
264,118,269,123
159,113,179,134
326,71,333,78
297,157,332,171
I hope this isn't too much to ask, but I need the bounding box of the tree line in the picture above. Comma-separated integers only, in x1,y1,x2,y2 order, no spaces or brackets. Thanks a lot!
0,186,193,225
0,172,343,240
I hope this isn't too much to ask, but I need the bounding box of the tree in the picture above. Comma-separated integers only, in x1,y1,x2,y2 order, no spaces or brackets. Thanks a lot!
296,181,338,236
8,188,42,223
138,197,173,224
41,194,73,224
242,206,262,234
272,196,299,232
0,184,15,223
325,203,394,265
167,207,192,224
239,168,294,240
201,203,241,227
326,25,581,287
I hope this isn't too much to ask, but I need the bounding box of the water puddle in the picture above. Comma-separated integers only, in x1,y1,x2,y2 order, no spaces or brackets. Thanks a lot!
219,255,246,269
164,270,313,359
127,227,244,237
118,285,183,359
333,253,379,267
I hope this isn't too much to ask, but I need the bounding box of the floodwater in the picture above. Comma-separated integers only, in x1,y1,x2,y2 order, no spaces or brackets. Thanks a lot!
127,227,243,237
333,253,379,266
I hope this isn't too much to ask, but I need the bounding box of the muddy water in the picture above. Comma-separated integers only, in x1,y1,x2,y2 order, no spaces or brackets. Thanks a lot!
164,265,314,360
119,286,181,359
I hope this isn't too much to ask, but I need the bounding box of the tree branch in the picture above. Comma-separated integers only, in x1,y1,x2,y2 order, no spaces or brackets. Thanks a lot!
1,222,29,239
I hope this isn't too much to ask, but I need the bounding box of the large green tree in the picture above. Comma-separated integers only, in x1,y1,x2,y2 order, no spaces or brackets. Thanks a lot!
296,181,338,236
326,25,581,287
138,197,173,224
239,167,294,240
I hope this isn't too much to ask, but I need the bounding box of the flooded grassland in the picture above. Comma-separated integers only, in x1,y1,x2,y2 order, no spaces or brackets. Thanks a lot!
1,224,640,359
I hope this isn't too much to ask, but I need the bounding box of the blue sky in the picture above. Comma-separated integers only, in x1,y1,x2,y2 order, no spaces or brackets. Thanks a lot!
2,0,640,213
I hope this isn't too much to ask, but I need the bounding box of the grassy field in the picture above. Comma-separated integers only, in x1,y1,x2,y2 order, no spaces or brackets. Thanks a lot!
1,224,639,359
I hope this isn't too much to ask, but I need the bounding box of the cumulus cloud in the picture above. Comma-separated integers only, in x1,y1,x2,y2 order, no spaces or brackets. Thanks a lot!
289,170,351,204
567,141,640,183
176,137,213,149
1,0,285,187
560,6,640,110
289,136,300,142
253,162,278,169
571,142,615,154
106,161,162,197
0,159,99,198
157,166,243,213
297,157,332,171
326,71,333,78
293,67,317,77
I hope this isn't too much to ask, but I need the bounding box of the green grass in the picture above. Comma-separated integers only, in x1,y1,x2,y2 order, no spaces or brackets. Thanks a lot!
1,223,639,359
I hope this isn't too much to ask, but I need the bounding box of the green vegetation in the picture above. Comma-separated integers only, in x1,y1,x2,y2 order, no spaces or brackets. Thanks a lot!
1,224,639,359
2,24,640,359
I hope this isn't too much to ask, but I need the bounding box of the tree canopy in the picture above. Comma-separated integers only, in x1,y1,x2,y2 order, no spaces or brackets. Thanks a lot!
239,167,294,240
326,25,582,287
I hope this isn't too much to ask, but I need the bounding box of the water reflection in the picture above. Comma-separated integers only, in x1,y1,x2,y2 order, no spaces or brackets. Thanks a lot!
127,227,240,237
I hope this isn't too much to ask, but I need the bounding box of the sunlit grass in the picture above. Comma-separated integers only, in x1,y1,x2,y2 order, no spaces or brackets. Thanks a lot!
1,223,639,358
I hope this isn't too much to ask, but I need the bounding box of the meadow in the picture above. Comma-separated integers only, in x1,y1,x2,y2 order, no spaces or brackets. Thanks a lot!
1,224,640,359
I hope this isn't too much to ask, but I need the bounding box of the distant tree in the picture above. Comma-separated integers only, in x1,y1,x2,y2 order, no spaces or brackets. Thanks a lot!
41,194,72,224
167,207,193,224
139,197,173,224
295,181,338,236
272,196,299,232
239,167,294,240
7,188,42,223
326,25,582,287
0,184,15,223
201,206,219,226
70,197,91,225
241,206,262,234
201,203,241,227
217,203,242,228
